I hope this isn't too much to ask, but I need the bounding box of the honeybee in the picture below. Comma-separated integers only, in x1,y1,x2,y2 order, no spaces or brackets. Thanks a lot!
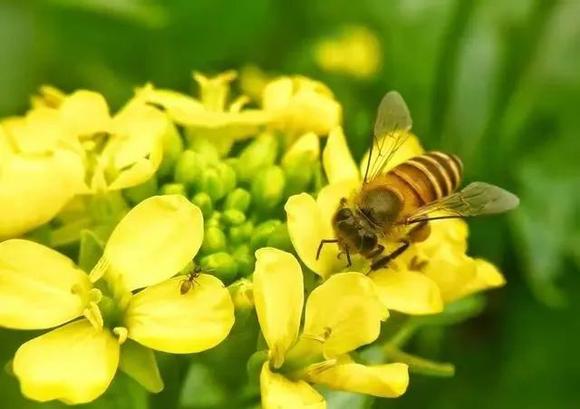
179,265,202,295
317,91,519,271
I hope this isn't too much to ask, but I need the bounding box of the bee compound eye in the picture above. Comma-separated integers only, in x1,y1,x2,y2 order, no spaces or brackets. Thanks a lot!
361,233,377,251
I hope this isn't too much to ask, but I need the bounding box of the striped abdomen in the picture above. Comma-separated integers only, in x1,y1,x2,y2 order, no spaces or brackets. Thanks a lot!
388,151,463,205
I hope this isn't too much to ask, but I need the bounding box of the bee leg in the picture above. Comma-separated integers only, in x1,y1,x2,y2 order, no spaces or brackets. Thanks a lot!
344,246,352,267
316,239,339,260
370,241,410,271
367,244,385,259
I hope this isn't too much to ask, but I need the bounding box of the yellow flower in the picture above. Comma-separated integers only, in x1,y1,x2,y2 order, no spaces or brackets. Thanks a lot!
253,248,408,408
57,90,171,192
0,113,85,239
262,76,342,138
135,71,270,155
285,126,504,314
0,195,235,404
314,26,382,79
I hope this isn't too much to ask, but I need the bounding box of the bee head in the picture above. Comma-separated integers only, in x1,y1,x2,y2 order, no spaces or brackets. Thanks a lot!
332,204,378,257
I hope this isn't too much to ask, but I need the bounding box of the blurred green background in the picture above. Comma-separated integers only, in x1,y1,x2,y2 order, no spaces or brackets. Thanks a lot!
1,0,579,408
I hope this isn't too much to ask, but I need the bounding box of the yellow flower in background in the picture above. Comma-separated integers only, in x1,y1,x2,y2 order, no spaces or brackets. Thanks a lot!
314,26,382,79
285,126,504,314
0,195,235,404
0,115,85,239
253,248,408,408
136,70,270,155
262,76,342,139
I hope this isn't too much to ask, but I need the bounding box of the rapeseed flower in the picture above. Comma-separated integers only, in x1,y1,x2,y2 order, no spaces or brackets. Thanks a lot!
253,248,408,408
0,195,234,404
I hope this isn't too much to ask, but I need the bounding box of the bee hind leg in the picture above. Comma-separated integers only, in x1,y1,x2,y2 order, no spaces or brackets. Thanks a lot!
316,239,339,260
370,241,410,271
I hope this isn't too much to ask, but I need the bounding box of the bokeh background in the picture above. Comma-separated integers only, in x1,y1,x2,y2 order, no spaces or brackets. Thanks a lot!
1,0,579,408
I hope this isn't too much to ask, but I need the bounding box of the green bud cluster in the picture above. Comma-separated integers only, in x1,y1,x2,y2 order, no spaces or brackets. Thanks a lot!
124,128,321,285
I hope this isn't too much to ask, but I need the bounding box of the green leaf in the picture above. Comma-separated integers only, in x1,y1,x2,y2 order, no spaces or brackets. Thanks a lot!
119,340,164,394
179,362,227,409
78,229,106,272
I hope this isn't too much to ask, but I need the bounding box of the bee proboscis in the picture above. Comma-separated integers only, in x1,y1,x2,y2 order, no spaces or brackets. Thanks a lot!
317,91,519,271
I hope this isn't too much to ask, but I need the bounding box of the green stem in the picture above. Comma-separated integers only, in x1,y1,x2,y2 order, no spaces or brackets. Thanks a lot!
384,345,455,378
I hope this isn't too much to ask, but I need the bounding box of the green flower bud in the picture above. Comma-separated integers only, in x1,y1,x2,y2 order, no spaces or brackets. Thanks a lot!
233,245,254,277
251,219,282,251
228,221,254,244
200,168,226,201
157,124,184,178
206,211,222,228
216,162,237,194
191,192,213,218
174,150,204,188
282,153,314,196
222,209,246,226
251,166,286,211
236,133,279,183
123,176,158,205
200,252,238,283
200,226,227,254
247,350,269,385
224,188,251,212
187,134,220,163
266,223,293,252
160,183,186,196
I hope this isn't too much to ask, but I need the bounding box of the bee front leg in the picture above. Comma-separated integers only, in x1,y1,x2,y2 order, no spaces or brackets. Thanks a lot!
370,241,410,271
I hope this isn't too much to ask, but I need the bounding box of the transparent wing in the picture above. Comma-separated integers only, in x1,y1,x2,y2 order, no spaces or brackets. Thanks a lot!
363,91,413,183
407,182,520,223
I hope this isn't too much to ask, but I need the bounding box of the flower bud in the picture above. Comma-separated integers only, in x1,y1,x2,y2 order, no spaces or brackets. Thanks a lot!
174,150,204,188
251,166,285,211
225,188,251,212
200,226,227,254
266,223,293,252
191,192,213,218
160,183,186,196
282,154,314,196
216,162,237,194
200,168,226,201
123,177,158,206
228,221,254,244
200,252,238,283
206,211,222,228
157,124,184,178
222,209,246,226
228,278,254,310
236,133,279,183
187,134,220,163
250,220,282,251
232,245,254,277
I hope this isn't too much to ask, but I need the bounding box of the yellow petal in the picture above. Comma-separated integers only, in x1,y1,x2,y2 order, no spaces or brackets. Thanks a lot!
369,269,443,315
0,150,85,239
59,90,112,137
104,195,204,291
423,252,479,303
322,127,359,184
125,274,234,353
303,273,387,358
283,132,320,163
308,361,408,398
260,363,326,409
285,193,339,279
448,258,505,302
253,248,304,368
135,84,205,124
13,320,119,404
359,132,423,176
2,108,64,154
0,240,91,329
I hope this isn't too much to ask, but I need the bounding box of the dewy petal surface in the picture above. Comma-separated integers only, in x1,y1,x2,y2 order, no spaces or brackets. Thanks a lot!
13,320,119,404
104,195,203,290
308,361,409,398
303,273,387,358
125,274,234,353
369,268,443,315
323,126,359,184
253,248,304,368
0,239,91,329
260,363,326,409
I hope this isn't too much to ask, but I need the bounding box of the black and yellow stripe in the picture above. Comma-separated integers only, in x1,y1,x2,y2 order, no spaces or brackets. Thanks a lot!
389,151,463,204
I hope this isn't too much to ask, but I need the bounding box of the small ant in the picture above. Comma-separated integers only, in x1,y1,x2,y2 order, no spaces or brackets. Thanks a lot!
179,265,202,295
